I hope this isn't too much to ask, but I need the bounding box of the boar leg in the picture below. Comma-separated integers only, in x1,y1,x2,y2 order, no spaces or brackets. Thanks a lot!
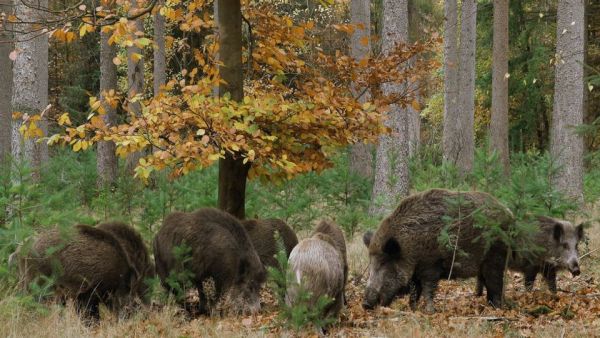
481,243,506,308
76,291,101,322
523,266,538,291
541,265,557,293
408,279,422,311
418,268,442,313
475,274,484,296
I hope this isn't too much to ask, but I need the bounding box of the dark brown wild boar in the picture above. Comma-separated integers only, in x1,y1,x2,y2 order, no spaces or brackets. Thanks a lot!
286,220,347,326
363,189,514,313
96,221,155,299
242,218,298,268
15,224,140,320
477,215,584,295
153,208,266,315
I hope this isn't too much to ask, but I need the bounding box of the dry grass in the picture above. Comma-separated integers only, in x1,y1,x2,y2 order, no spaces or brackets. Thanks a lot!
2,206,599,337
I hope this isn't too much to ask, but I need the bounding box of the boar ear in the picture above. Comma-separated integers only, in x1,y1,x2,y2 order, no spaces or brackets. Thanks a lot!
553,222,564,242
382,237,401,257
576,223,585,241
363,231,373,248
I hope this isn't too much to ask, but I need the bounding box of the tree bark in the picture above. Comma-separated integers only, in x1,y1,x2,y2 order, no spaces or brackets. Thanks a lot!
442,0,459,166
551,0,585,203
97,23,119,187
370,0,410,216
349,0,373,179
125,2,145,173
455,0,477,175
11,0,48,180
153,0,167,97
215,0,247,219
0,0,13,165
491,0,509,175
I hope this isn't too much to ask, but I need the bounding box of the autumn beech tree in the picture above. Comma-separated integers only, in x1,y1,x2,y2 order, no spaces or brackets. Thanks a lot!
19,0,438,218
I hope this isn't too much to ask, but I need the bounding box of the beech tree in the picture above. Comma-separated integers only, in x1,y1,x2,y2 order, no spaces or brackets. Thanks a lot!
349,0,373,179
370,0,411,216
491,0,509,174
19,0,436,218
0,0,12,164
125,1,146,173
551,0,585,202
97,1,118,187
11,0,49,180
443,0,477,175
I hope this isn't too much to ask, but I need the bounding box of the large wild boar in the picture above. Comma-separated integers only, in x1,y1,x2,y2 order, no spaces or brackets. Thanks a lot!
241,218,298,268
96,221,155,299
153,208,266,315
15,224,140,320
286,220,347,325
363,189,514,313
476,215,584,295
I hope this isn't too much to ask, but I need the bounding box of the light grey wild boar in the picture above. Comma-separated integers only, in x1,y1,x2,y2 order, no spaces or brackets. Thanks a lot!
14,224,142,320
153,208,266,315
363,189,514,313
286,220,347,324
477,215,584,295
242,218,299,269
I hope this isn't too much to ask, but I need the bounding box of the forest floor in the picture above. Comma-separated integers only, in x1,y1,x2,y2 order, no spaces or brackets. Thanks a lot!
1,204,599,338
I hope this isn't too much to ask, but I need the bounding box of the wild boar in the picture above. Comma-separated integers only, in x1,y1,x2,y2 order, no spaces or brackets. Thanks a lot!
286,220,347,325
363,189,514,312
242,218,298,268
96,221,155,299
153,208,266,315
15,224,140,320
476,215,584,295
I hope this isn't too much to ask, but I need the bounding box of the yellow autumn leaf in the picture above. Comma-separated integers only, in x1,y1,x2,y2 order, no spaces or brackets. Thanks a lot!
58,113,72,126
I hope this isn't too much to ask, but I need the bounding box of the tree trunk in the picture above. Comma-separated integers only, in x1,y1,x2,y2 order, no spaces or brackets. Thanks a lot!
491,0,509,175
215,0,247,219
442,0,459,166
153,0,167,96
349,0,373,179
97,23,119,187
125,2,145,173
11,0,48,180
455,0,477,175
0,0,13,165
370,0,410,216
408,78,421,157
551,0,585,203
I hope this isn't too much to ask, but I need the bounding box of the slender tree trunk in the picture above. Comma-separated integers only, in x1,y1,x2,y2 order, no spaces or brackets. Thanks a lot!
491,0,509,175
442,0,460,166
97,25,118,187
408,79,421,157
154,0,167,97
455,0,477,175
11,0,48,180
215,0,247,219
125,2,145,173
407,0,421,157
370,0,410,216
0,0,13,165
349,0,373,179
551,0,585,202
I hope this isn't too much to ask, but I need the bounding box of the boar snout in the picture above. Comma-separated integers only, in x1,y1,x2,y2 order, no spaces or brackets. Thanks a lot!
362,287,379,310
569,260,581,276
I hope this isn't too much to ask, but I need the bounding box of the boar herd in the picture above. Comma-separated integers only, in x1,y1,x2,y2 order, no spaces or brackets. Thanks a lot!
11,188,585,327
